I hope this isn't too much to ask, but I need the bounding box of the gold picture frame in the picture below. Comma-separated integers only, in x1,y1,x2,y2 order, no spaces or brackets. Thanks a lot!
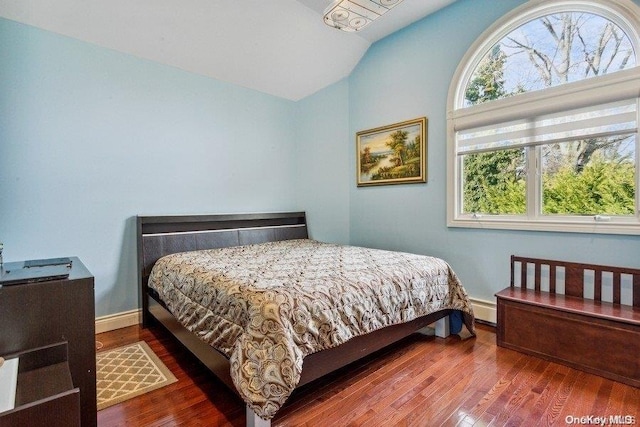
357,117,427,187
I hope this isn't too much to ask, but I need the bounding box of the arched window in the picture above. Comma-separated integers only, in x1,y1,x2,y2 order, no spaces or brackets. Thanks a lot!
447,0,640,234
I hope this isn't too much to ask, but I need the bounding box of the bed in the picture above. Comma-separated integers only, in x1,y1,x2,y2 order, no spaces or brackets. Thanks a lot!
137,212,475,426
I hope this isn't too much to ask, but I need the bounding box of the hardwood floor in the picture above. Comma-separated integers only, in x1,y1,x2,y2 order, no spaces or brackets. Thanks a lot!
96,322,639,426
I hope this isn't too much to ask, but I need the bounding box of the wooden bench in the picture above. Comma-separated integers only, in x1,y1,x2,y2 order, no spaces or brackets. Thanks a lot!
496,255,640,388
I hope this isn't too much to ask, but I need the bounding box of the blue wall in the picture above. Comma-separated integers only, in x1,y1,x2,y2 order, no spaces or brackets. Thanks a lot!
294,79,351,244
347,0,640,303
2,0,640,319
0,19,298,316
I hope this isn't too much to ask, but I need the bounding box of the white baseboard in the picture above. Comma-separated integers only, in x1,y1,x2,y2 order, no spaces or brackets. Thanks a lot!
95,308,141,334
94,297,496,335
470,297,497,324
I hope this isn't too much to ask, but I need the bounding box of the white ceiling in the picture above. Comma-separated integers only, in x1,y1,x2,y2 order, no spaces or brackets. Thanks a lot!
0,0,455,100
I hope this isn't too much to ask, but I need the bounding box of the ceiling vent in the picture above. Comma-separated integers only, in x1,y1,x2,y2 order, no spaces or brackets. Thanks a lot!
323,0,404,32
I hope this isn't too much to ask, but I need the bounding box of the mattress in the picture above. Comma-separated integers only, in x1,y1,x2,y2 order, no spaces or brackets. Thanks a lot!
148,239,475,420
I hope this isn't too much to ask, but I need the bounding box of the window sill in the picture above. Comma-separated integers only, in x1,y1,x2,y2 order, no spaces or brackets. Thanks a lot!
447,216,640,235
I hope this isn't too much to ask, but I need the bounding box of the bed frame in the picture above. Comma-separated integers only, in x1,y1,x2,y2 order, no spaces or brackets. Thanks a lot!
136,212,453,426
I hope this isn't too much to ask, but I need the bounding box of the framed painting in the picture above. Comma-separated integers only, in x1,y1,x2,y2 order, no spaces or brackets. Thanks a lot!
357,117,427,187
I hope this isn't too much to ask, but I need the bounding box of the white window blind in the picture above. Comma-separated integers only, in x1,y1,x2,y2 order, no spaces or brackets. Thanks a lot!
457,99,638,155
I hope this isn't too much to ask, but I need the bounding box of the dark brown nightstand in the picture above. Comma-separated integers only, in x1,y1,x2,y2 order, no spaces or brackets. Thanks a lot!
0,257,96,427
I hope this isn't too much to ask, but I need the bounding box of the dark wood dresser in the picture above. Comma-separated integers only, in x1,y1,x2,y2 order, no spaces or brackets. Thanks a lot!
0,257,96,427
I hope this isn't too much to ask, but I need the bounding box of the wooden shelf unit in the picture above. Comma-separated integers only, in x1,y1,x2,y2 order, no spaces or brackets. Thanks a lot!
0,257,96,427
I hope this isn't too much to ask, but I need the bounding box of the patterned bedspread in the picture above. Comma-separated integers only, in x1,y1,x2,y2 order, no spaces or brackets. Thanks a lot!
148,239,475,420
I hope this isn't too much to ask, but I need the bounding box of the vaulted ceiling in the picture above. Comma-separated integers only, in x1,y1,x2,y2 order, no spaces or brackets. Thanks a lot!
0,0,455,100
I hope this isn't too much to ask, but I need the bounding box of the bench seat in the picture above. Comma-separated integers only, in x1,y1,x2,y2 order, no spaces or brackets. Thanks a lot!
496,256,640,389
496,287,640,326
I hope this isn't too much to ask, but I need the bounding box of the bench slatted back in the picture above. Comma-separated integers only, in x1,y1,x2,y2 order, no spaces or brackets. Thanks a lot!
510,255,640,308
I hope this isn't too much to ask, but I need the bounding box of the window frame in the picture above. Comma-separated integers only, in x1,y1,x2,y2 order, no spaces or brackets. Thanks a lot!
446,0,640,235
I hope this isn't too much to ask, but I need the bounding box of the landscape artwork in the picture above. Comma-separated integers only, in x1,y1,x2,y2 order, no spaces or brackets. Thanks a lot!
357,117,427,187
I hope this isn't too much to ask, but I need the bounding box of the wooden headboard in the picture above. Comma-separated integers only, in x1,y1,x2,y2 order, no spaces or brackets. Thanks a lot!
136,211,308,323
